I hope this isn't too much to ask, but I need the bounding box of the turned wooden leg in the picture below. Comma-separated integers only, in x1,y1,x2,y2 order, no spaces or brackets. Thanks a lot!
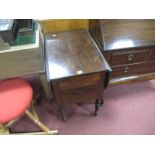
94,99,100,116
77,102,83,106
100,98,104,106
59,106,67,122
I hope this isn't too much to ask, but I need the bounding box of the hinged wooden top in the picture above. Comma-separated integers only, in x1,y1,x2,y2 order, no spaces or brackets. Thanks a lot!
45,29,111,80
101,20,155,51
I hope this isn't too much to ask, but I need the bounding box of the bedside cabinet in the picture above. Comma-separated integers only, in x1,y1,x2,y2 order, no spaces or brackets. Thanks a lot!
45,29,111,121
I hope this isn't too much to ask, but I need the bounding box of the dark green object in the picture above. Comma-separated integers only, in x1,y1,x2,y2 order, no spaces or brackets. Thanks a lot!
11,20,38,46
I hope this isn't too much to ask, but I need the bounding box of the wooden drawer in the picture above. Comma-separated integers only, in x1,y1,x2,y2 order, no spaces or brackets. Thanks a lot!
62,85,99,105
149,49,155,61
59,73,101,91
111,61,155,78
110,49,152,66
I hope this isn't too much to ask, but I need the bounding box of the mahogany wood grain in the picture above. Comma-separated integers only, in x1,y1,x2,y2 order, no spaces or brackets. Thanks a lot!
110,48,152,66
45,29,110,80
61,84,99,105
89,19,155,51
89,19,104,51
150,48,155,60
111,61,155,78
45,29,111,120
100,20,155,51
51,72,105,106
89,19,155,84
59,73,101,91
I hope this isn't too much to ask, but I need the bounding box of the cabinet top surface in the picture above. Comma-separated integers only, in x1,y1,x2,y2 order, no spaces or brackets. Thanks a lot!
45,29,110,80
102,19,155,51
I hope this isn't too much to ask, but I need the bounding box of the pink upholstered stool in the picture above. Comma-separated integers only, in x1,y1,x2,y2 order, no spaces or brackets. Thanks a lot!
0,78,58,134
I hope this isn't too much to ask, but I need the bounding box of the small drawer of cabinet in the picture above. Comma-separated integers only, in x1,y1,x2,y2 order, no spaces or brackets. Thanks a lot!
111,61,155,78
110,49,152,66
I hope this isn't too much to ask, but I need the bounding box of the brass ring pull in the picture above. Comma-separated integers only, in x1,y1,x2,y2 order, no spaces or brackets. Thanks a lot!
124,66,129,73
128,54,134,61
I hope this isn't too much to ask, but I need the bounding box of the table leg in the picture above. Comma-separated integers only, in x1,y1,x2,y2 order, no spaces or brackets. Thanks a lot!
100,98,104,106
59,106,67,122
94,99,100,116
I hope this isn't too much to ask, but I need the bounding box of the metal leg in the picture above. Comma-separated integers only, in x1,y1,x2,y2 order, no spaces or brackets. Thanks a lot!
0,109,58,135
0,123,9,134
100,98,104,106
94,99,100,116
30,100,40,121
59,106,67,122
25,110,58,134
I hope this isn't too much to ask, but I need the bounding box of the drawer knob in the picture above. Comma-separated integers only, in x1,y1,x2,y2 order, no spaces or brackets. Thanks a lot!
124,66,129,73
128,54,134,61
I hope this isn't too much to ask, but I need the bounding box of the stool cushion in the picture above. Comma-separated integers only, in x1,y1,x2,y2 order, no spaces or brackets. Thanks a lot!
0,78,33,124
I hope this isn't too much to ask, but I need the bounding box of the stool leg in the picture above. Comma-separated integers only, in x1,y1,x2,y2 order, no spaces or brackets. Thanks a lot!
94,99,100,116
5,118,19,128
0,123,9,134
30,100,39,121
25,110,58,134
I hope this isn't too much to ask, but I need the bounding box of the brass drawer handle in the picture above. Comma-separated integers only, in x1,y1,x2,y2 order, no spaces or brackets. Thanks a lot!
128,54,134,61
124,66,129,73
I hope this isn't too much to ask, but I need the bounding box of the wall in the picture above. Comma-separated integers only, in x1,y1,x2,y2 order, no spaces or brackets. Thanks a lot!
39,19,89,34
